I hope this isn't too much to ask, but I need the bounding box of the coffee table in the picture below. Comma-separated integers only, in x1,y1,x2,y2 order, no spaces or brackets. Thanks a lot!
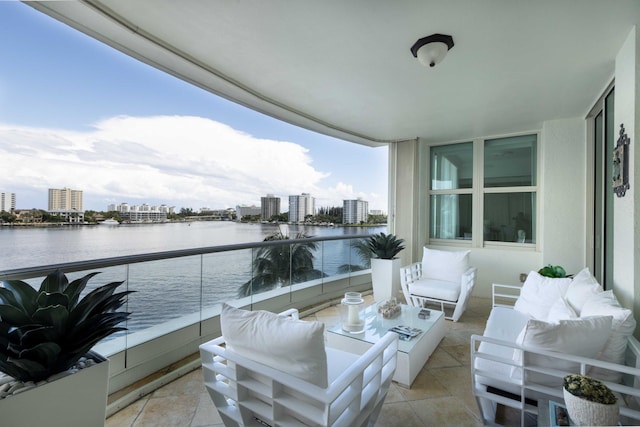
327,303,445,388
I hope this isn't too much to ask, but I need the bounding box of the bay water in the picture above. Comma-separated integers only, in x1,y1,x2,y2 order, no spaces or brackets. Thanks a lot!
0,221,385,333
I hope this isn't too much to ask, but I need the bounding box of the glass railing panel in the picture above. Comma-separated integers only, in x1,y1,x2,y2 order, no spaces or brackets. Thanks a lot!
202,248,253,311
125,256,203,335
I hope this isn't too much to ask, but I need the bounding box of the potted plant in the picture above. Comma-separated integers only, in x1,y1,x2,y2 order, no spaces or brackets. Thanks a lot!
0,269,132,427
538,264,567,278
563,374,619,426
367,232,405,301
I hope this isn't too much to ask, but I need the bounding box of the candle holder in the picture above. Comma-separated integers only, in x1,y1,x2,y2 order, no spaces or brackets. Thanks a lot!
340,292,365,333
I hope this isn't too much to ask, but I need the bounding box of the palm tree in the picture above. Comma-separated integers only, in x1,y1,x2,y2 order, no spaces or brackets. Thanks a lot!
238,230,325,297
337,238,372,273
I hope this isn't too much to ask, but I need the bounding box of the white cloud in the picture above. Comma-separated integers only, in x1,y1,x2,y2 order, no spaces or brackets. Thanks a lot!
0,115,339,210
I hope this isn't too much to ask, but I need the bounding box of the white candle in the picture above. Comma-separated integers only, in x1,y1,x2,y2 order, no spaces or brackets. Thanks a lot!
348,304,359,325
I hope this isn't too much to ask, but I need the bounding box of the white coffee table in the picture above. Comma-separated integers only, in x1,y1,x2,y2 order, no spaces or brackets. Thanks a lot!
327,303,445,388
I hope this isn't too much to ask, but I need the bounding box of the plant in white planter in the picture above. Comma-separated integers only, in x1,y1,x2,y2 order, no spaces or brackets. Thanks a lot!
563,374,619,426
367,233,405,301
0,269,132,426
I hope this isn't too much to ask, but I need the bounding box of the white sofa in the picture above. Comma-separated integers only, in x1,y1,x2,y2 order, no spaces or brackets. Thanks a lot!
471,268,640,426
199,304,398,427
400,247,477,322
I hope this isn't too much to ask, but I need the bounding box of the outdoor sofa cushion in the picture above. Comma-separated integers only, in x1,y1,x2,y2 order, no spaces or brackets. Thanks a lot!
408,277,460,302
220,303,328,387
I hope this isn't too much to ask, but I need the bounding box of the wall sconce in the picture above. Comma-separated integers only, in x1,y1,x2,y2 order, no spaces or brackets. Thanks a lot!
410,33,454,67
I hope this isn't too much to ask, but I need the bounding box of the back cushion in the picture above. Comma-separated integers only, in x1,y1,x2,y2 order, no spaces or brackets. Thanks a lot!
581,291,636,382
514,271,571,320
565,267,603,315
221,303,328,388
421,247,470,283
511,316,613,386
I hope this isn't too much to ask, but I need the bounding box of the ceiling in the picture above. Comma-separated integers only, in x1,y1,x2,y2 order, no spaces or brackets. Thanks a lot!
25,0,640,147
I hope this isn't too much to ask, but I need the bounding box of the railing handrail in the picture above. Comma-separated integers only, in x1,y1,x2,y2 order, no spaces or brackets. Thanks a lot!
0,233,374,281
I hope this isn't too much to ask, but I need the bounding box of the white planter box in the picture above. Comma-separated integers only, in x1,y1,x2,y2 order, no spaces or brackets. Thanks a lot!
370,257,402,301
0,355,109,427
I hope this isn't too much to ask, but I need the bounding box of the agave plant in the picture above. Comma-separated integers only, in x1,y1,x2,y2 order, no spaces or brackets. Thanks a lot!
367,232,405,259
0,269,133,382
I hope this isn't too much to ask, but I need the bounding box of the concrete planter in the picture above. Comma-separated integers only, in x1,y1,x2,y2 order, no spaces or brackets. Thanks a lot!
370,257,402,302
0,353,109,427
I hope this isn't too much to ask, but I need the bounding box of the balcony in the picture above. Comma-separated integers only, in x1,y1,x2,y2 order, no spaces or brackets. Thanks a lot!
105,294,525,427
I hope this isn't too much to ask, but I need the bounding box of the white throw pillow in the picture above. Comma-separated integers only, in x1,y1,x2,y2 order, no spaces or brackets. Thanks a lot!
220,303,328,388
421,247,470,283
581,291,636,382
546,298,577,323
513,271,572,320
565,267,603,315
511,316,613,386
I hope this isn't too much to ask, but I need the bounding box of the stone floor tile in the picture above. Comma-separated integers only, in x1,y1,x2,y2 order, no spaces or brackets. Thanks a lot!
409,396,484,427
151,368,205,398
105,397,147,427
190,392,223,426
376,401,424,427
133,395,200,427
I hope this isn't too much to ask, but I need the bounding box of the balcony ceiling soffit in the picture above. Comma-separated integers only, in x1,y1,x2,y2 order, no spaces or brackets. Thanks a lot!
25,0,640,146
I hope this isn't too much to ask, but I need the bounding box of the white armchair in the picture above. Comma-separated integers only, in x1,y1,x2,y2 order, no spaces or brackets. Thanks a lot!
400,247,477,322
199,304,398,427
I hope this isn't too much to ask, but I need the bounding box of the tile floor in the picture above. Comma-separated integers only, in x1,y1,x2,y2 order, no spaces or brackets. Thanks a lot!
105,296,529,427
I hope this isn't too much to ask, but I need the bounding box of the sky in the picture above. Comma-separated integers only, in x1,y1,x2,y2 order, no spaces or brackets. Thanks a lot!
0,2,388,213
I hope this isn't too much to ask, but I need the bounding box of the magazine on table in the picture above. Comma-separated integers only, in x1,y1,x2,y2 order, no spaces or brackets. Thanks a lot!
389,325,422,341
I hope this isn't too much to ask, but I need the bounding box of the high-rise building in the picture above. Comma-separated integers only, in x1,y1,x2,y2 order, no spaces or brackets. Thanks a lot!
288,193,315,223
343,198,368,224
261,194,281,221
48,188,83,211
0,192,16,213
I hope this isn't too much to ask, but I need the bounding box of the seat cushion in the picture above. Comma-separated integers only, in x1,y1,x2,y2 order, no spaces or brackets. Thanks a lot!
221,303,328,387
421,247,470,283
409,277,460,302
565,267,603,315
514,271,571,320
511,316,613,387
474,307,530,396
581,291,636,382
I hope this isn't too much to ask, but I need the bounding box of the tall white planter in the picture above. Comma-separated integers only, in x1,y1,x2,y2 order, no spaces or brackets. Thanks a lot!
370,257,402,301
0,355,109,427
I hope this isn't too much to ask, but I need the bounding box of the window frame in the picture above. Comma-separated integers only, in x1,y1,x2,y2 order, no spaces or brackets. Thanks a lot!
426,132,540,249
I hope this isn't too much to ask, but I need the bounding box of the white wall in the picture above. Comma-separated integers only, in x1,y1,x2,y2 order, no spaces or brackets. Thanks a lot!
540,118,588,274
613,27,638,318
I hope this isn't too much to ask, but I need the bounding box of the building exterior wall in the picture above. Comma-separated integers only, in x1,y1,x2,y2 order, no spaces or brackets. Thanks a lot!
48,188,83,211
288,193,314,223
261,194,281,220
343,198,368,224
236,205,261,220
0,192,16,212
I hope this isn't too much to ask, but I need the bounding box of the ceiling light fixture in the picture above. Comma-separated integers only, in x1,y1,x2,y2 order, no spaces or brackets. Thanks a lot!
410,33,454,68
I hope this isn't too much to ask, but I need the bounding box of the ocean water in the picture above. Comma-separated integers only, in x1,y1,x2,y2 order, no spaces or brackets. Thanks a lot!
0,221,384,332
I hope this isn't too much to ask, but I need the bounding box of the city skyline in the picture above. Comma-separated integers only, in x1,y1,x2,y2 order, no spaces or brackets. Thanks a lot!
0,3,388,213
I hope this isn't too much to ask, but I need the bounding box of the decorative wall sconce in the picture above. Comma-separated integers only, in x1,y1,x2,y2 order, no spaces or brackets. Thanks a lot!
613,124,630,197
410,33,454,68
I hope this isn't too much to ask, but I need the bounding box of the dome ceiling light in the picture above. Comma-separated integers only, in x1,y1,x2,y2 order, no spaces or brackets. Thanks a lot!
410,33,454,68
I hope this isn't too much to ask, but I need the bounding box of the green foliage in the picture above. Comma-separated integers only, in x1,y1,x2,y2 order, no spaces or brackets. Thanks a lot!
564,374,617,404
367,232,405,259
538,264,567,278
238,231,325,297
0,270,133,382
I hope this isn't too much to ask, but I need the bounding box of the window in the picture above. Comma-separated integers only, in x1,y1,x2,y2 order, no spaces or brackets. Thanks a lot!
428,134,538,245
429,143,473,240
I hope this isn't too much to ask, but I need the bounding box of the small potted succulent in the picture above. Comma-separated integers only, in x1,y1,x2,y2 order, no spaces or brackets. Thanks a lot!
0,269,133,426
563,374,619,426
367,233,405,301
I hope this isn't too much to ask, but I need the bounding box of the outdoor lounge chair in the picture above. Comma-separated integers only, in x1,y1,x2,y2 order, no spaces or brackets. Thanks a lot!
199,304,398,427
400,247,477,322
